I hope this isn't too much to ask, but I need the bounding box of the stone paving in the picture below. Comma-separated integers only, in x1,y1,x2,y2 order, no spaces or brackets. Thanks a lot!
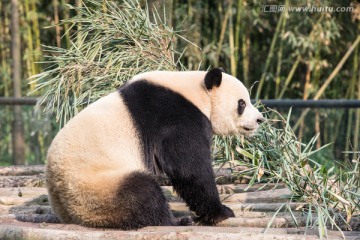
0,166,359,240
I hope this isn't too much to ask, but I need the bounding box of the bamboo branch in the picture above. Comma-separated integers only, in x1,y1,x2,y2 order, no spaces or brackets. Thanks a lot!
216,4,231,66
277,56,300,99
294,35,360,130
256,11,284,99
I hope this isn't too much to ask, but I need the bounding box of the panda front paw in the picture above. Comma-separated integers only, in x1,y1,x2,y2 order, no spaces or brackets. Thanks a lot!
177,216,194,226
195,205,235,225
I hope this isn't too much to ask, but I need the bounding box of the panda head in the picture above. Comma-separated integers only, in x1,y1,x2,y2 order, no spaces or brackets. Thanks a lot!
204,68,265,135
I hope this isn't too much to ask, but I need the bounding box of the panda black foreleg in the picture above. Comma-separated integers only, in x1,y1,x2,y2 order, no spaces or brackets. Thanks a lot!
170,174,235,225
161,134,235,225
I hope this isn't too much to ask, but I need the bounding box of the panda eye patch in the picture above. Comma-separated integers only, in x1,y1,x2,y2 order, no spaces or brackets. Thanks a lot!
238,99,246,115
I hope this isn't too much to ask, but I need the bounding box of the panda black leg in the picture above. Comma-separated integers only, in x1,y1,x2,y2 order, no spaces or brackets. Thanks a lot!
161,132,235,226
170,176,235,225
115,171,176,229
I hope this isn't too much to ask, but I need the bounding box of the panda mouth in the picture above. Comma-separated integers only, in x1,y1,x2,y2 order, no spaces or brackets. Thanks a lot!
240,126,258,136
243,126,256,132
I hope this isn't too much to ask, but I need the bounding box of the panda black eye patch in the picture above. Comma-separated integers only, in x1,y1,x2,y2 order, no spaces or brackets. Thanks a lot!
238,99,246,115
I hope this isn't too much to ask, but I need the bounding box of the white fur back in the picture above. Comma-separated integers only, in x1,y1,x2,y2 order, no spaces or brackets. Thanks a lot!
131,71,212,118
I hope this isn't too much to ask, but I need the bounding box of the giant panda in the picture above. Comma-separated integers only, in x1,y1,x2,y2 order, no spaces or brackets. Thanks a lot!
46,68,265,229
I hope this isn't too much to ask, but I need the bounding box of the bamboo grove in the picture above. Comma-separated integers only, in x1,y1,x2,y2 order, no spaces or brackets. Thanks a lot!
0,0,359,166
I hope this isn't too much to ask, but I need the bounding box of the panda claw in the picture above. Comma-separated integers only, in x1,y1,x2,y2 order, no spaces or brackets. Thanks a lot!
177,216,194,226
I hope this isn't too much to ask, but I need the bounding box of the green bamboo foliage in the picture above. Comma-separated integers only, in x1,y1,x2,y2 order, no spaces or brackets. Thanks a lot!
213,108,360,237
30,0,186,126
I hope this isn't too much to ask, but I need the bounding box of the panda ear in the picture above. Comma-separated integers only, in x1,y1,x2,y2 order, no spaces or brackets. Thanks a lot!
204,68,222,90
218,67,226,73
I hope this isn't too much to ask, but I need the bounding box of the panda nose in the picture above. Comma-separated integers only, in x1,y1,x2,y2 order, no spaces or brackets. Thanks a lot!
257,117,265,124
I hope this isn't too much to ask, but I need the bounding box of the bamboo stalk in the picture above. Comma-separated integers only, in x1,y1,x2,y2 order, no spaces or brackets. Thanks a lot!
24,0,36,90
234,0,243,79
256,12,284,99
242,30,250,87
62,0,71,49
4,5,10,97
11,0,25,165
102,0,107,13
303,63,311,100
355,28,360,160
53,0,61,48
75,0,83,98
315,111,321,148
274,0,288,98
0,1,9,97
216,4,231,66
313,37,323,148
228,0,236,76
294,35,360,130
331,102,346,148
298,63,312,139
277,56,300,99
354,64,360,155
31,0,41,75
344,46,357,157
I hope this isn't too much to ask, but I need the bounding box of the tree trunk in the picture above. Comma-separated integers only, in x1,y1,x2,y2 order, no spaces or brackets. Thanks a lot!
11,0,25,165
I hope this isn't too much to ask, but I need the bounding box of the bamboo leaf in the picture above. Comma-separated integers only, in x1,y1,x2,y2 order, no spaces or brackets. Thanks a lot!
235,146,254,160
